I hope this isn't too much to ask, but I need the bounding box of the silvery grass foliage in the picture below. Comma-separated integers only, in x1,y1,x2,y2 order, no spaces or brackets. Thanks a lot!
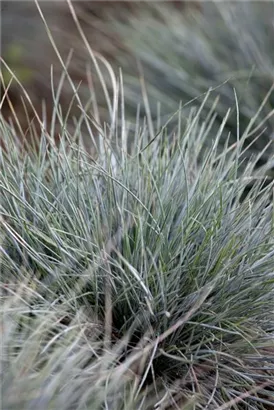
1,63,274,409
113,1,274,166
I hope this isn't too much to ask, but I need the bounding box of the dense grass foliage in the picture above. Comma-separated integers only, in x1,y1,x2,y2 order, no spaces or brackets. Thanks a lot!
1,1,274,409
1,82,274,408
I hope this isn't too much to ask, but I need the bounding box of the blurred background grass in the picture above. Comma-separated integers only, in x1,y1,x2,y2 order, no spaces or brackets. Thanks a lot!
1,1,273,165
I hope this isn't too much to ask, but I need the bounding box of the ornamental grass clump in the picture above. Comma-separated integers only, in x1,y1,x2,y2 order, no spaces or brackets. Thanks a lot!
1,63,274,409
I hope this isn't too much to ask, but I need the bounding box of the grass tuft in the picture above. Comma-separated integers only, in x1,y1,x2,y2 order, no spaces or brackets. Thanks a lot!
1,2,274,409
1,65,274,409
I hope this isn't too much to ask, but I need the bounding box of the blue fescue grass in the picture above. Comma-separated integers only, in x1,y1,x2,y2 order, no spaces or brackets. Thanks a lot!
1,1,274,408
1,69,274,408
